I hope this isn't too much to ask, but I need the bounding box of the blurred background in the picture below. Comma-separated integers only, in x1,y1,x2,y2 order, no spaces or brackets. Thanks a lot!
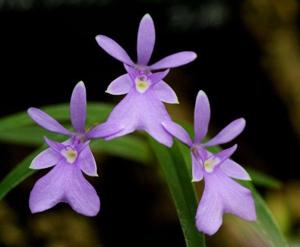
0,0,299,246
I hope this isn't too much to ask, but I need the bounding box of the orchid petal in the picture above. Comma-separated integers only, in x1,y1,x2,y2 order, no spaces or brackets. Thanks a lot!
218,172,256,222
148,70,169,84
205,118,246,147
104,91,173,147
213,144,237,167
106,74,132,95
70,81,86,133
152,81,178,104
28,108,71,136
86,122,123,139
196,174,223,235
146,122,173,147
95,35,134,65
196,171,256,235
149,51,197,70
124,64,140,80
220,159,251,180
29,161,67,213
162,121,192,146
65,166,100,217
137,14,155,65
30,148,61,170
44,137,65,153
78,146,98,177
192,154,204,182
194,90,210,143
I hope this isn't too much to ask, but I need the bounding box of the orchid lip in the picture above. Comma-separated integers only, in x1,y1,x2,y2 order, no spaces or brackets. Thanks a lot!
61,146,78,164
204,157,220,173
135,75,151,93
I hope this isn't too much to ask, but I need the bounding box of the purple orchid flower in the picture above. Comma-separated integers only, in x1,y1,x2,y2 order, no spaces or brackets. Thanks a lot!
93,14,196,147
95,13,197,74
162,90,256,235
27,81,113,216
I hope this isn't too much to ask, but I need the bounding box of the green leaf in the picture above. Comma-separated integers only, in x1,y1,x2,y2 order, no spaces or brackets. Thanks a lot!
247,169,281,189
149,139,205,247
0,102,112,132
0,147,44,200
244,182,289,247
90,136,151,163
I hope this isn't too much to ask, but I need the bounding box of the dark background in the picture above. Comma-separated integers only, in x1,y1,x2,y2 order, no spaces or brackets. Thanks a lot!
0,0,299,246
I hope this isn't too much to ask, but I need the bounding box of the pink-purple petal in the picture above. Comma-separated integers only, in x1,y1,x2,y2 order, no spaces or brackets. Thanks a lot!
29,161,67,213
124,64,140,80
152,81,179,104
95,35,134,65
162,121,192,146
106,74,132,95
194,90,210,143
148,70,169,84
220,159,251,181
149,51,197,70
213,144,237,167
70,81,86,133
86,122,123,139
192,154,204,182
28,108,71,136
30,148,61,170
78,146,98,177
137,14,155,65
103,90,173,147
217,171,256,222
65,166,100,217
196,174,223,235
196,171,256,235
205,118,246,147
44,137,65,153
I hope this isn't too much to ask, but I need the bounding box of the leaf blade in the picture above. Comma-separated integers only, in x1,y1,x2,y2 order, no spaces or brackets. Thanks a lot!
149,139,205,247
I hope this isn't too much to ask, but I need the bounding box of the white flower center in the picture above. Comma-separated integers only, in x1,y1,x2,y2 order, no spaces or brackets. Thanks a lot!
204,157,220,173
135,76,150,93
61,147,78,164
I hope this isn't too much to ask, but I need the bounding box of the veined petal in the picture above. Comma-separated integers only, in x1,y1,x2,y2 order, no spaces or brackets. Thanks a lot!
106,74,132,95
162,121,192,146
137,13,155,65
65,166,100,217
192,154,204,182
28,108,71,136
78,145,98,177
95,35,134,65
29,161,67,214
30,148,61,170
205,118,246,147
152,81,178,104
70,81,86,133
194,90,210,143
149,51,197,70
220,159,251,180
